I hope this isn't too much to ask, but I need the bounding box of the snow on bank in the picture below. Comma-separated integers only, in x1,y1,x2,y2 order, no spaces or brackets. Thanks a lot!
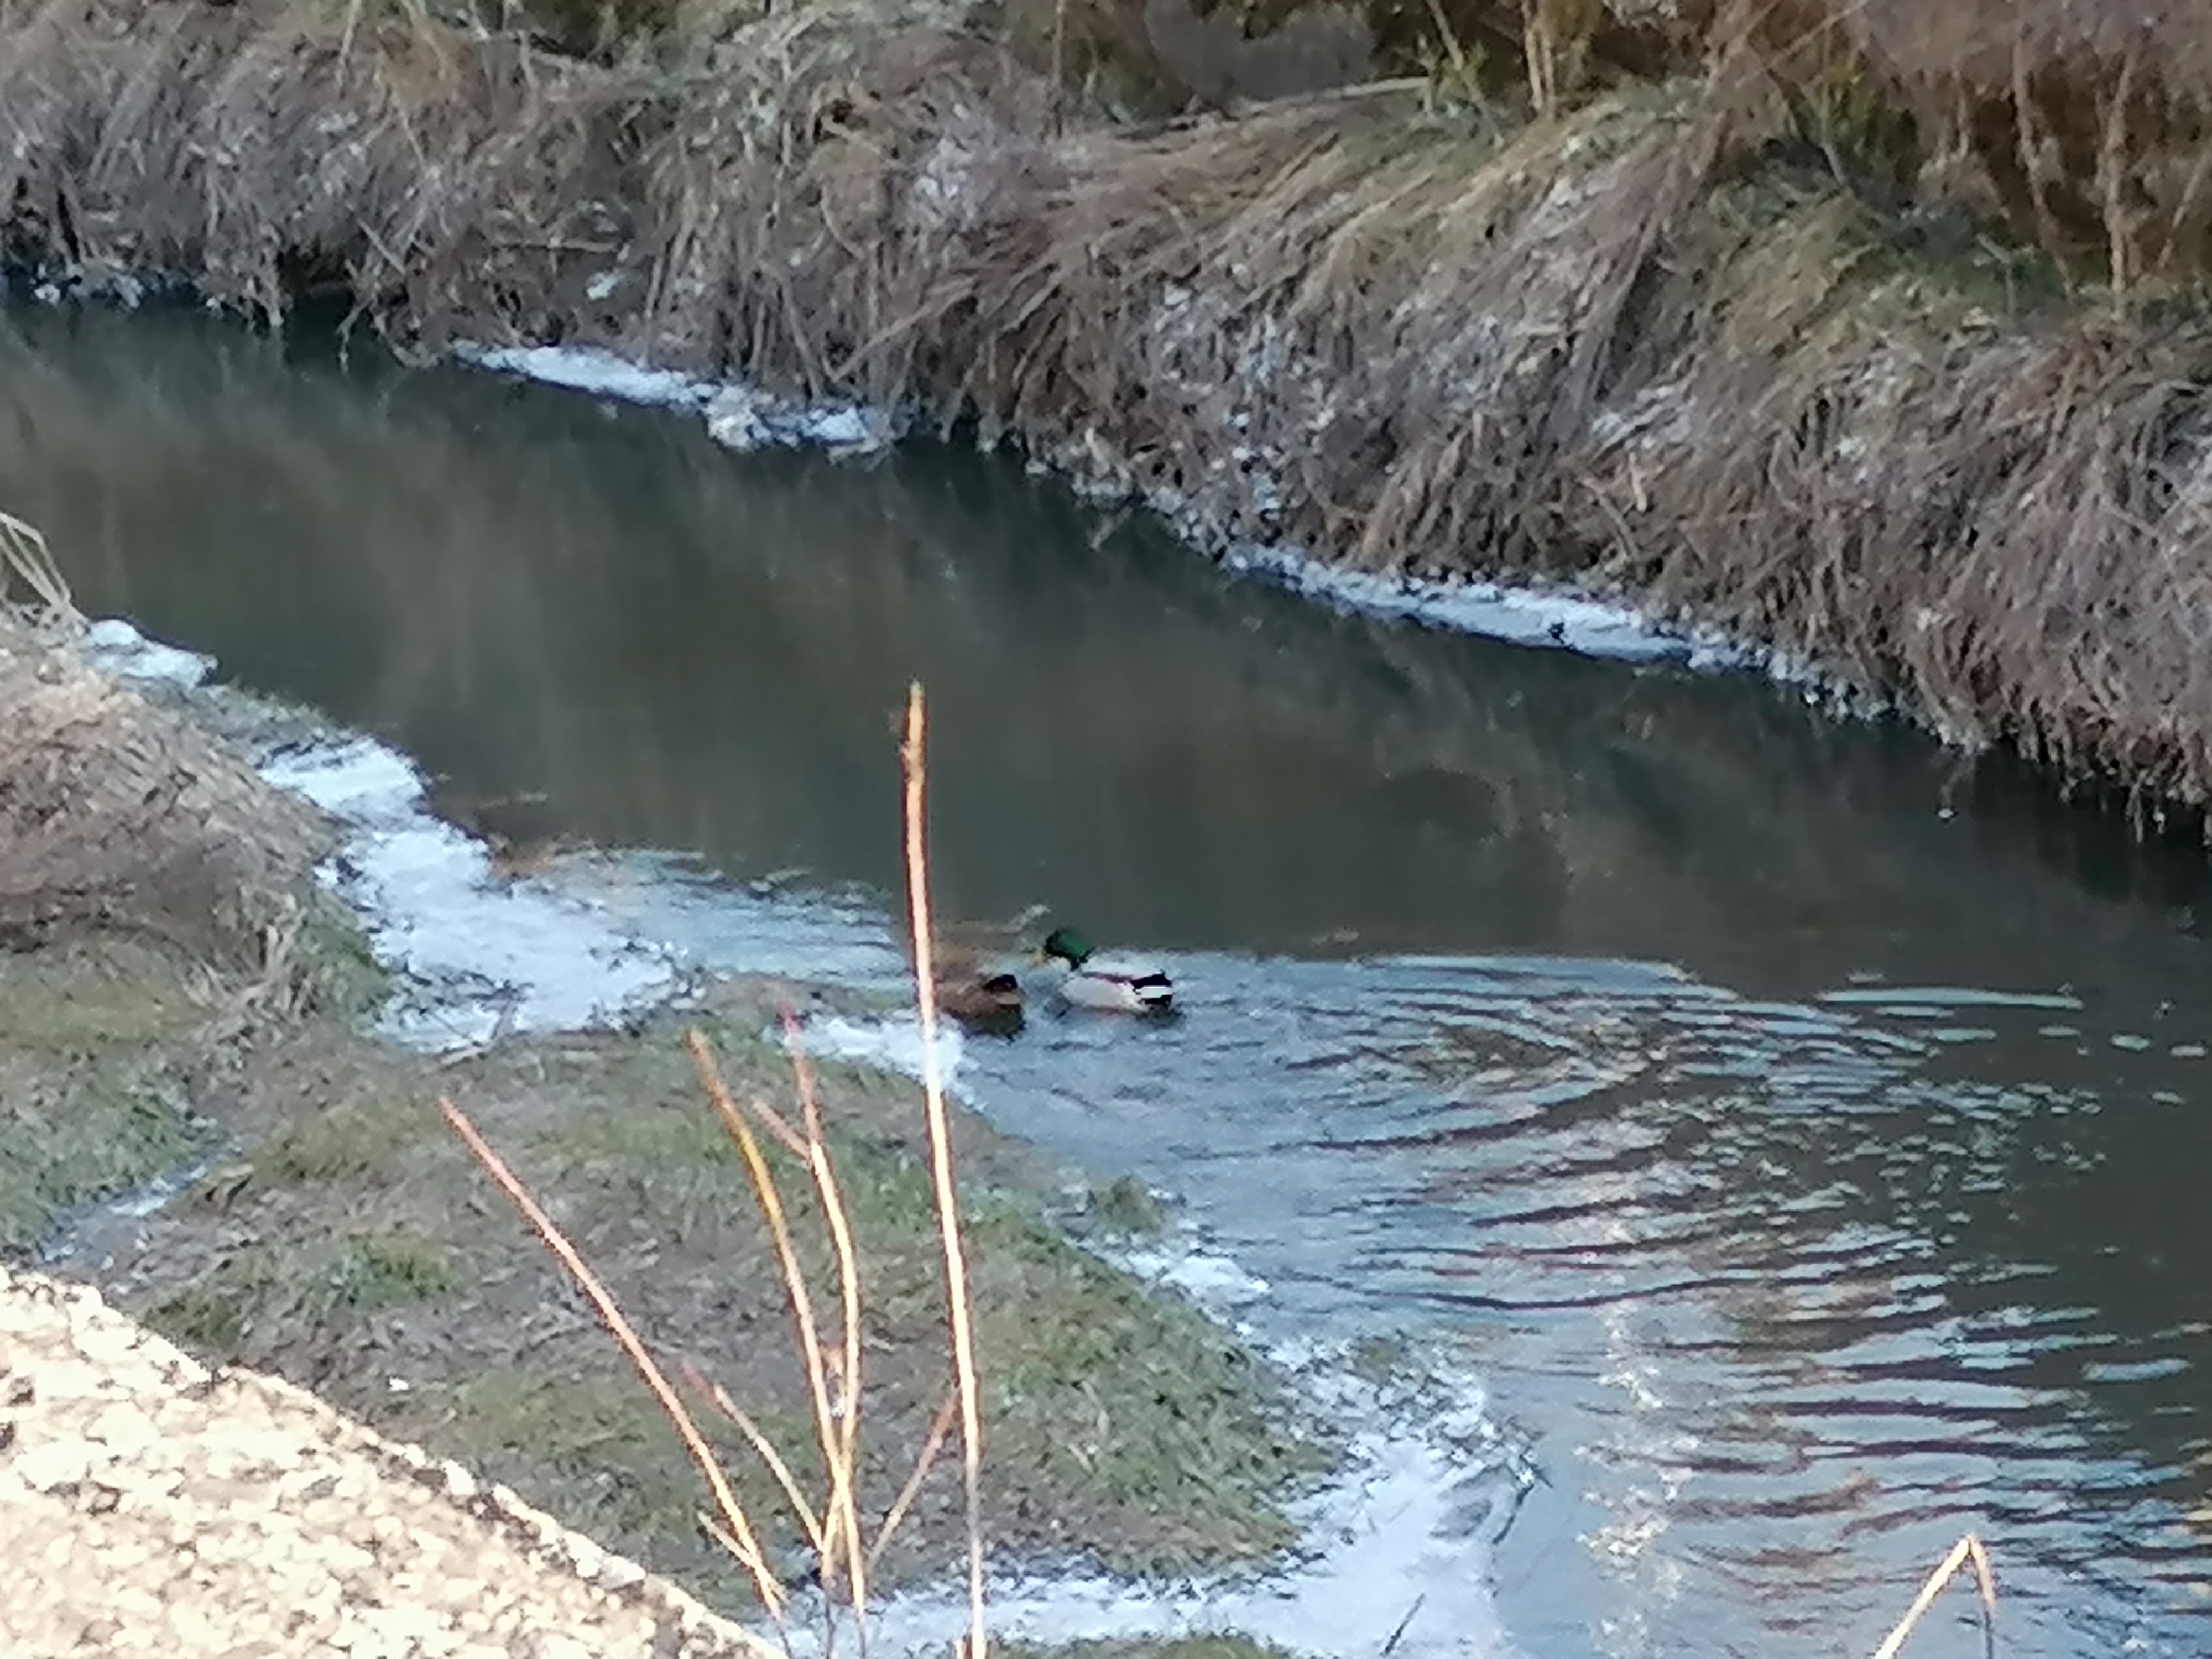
257,734,687,1050
846,1232,1525,1659
457,341,1738,675
455,343,893,457
849,1381,1519,1659
1221,545,1747,668
81,615,217,687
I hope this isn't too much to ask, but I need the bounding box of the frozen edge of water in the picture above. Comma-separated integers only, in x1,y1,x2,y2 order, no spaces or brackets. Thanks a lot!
824,1322,1524,1659
68,619,687,1053
255,729,693,1052
81,614,217,687
452,340,1848,698
88,615,1530,1658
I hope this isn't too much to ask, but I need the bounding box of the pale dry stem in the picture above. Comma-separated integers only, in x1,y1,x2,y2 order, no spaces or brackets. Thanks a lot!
899,682,988,1659
685,1032,867,1627
0,509,75,617
681,1358,828,1555
435,1096,791,1631
868,1391,961,1577
778,1004,870,1611
1869,1532,1997,1659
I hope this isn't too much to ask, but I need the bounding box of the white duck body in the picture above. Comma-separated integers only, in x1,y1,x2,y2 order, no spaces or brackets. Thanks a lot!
1038,928,1175,1014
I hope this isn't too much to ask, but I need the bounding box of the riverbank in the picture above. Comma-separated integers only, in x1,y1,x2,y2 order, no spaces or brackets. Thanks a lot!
7,0,2212,818
0,604,1321,1656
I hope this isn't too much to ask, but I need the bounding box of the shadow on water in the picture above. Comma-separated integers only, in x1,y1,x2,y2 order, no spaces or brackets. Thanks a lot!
8,301,2212,1657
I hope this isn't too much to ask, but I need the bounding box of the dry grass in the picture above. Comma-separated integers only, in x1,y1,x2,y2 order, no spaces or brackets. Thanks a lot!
0,605,332,956
1728,1,2212,293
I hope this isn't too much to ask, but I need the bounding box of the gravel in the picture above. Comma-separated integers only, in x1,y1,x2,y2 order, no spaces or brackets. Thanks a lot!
0,1265,775,1659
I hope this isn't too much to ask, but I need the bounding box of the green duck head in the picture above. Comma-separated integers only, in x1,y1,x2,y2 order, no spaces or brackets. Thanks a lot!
1039,926,1094,968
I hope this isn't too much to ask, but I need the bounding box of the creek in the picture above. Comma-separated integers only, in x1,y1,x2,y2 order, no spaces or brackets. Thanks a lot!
6,300,2212,1659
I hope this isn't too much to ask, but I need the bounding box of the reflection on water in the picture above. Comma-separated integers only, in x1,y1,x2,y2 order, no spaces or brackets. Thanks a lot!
7,301,2212,1657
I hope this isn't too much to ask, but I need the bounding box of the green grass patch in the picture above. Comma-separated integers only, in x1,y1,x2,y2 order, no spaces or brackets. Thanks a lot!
414,1359,812,1602
0,911,389,1251
119,1003,1326,1592
964,1204,1324,1573
147,1232,455,1361
1069,1173,1168,1238
0,1048,194,1251
0,935,207,1051
535,1059,1327,1571
291,896,393,1021
259,1094,435,1186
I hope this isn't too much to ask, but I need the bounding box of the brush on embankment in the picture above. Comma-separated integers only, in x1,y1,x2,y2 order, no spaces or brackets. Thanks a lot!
9,1,2212,823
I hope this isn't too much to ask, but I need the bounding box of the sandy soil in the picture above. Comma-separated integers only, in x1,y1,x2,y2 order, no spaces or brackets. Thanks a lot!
0,1261,776,1659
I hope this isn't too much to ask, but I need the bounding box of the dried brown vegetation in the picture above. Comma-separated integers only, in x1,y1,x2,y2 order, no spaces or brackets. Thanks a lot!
4,0,2212,814
0,608,328,955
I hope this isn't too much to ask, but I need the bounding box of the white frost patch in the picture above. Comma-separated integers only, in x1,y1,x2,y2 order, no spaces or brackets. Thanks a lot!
257,734,685,1051
1116,1245,1273,1313
1222,546,1739,668
794,1011,968,1092
457,342,892,458
851,1424,1515,1659
842,1286,1524,1659
456,343,716,411
80,617,216,688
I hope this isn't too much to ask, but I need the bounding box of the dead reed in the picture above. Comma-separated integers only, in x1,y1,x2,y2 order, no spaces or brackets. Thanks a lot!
899,683,989,1659
0,511,325,956
1869,1532,1998,1659
0,508,72,615
440,682,984,1656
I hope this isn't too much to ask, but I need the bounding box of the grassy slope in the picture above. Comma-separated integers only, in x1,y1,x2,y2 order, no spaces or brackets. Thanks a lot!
109,977,1326,1606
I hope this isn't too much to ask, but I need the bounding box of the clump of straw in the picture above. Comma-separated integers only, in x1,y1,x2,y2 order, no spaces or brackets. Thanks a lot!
0,509,75,617
441,681,986,1659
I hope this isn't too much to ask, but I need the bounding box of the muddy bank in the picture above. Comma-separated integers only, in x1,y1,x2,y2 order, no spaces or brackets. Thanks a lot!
0,607,1318,1651
7,1,2212,816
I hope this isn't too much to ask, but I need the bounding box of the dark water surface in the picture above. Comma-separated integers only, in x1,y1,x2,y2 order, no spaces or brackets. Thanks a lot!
7,302,2212,1658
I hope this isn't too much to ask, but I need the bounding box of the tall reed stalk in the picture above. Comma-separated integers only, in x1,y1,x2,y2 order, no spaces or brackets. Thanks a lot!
441,681,987,1658
900,682,989,1659
1869,1532,1997,1659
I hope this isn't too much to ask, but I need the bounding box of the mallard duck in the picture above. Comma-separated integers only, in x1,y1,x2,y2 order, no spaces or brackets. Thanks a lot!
930,941,1026,1032
1036,926,1174,1014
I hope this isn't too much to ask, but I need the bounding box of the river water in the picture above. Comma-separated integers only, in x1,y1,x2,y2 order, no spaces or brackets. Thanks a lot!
6,301,2212,1659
